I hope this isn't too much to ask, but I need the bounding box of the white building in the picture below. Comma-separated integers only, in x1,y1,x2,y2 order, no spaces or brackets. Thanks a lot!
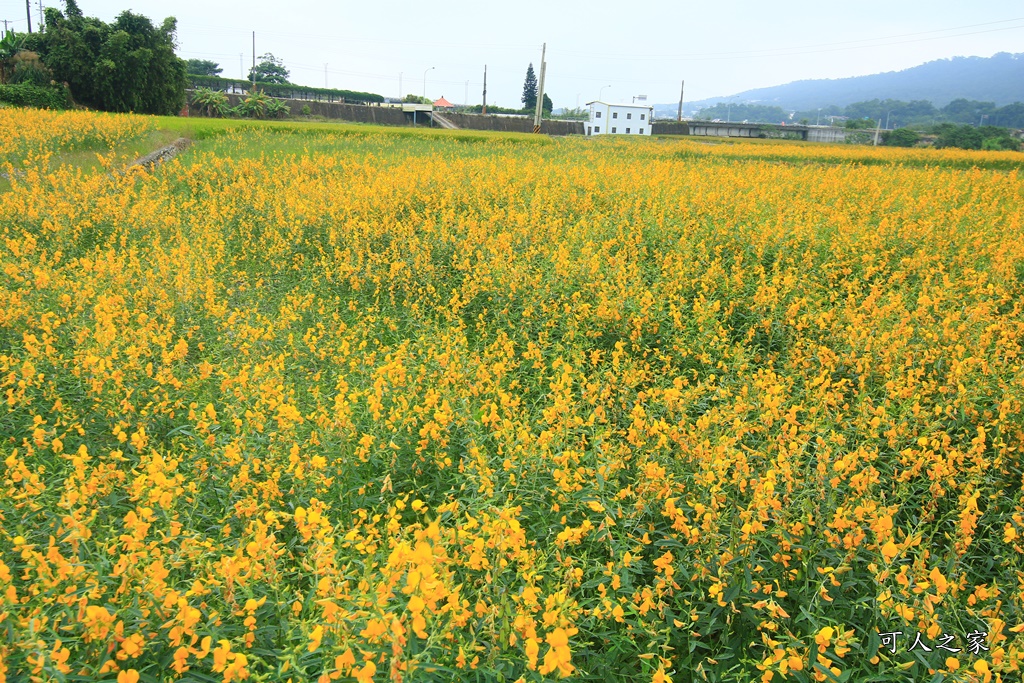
586,101,654,136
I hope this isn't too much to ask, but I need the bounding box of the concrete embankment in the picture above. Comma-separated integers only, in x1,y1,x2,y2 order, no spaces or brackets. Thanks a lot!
650,122,690,136
442,112,583,136
193,95,585,135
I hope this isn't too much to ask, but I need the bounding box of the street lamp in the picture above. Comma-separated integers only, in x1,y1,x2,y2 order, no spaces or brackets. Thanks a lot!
885,110,894,130
979,114,989,127
816,108,821,126
423,66,434,98
599,85,611,101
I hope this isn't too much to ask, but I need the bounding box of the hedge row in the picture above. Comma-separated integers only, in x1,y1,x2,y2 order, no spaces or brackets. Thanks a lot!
0,83,71,110
188,75,384,104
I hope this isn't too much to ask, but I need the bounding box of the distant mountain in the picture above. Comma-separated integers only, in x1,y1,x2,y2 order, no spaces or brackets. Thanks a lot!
657,52,1024,116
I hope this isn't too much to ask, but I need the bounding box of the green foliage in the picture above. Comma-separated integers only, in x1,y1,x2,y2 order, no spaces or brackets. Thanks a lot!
33,1,186,115
0,82,70,109
522,63,538,110
697,102,788,124
265,97,289,119
232,91,288,119
300,104,311,116
542,92,552,114
403,94,431,104
188,74,384,104
552,106,588,121
10,51,52,86
797,98,1024,129
249,52,289,85
465,104,529,115
881,128,921,147
932,123,1021,151
845,118,877,130
186,58,222,77
0,31,28,83
190,87,229,117
941,98,995,125
990,102,1024,128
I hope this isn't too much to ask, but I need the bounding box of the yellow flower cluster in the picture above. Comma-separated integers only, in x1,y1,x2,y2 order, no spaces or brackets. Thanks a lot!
0,107,151,170
0,110,1022,682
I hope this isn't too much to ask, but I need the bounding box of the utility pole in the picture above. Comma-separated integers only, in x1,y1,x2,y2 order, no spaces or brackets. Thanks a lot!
678,80,684,122
532,43,546,133
37,0,43,31
25,0,32,33
422,66,433,98
2,20,10,35
251,31,256,92
482,65,487,114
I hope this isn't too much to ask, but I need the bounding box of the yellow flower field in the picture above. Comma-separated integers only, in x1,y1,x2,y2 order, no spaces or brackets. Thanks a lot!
1,108,1023,683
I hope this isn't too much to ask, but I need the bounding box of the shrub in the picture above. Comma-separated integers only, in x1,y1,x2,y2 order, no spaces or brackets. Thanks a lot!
235,91,272,118
9,51,51,87
881,128,920,147
301,104,311,116
265,97,289,119
0,82,70,109
190,87,229,117
933,123,1021,151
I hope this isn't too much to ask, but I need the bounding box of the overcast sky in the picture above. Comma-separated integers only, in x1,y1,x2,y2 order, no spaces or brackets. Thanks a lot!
4,1,1023,108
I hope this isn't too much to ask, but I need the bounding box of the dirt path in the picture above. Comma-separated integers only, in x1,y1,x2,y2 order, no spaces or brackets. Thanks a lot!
124,137,192,171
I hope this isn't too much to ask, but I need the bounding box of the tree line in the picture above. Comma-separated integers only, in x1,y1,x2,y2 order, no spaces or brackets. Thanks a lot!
795,98,1024,129
695,98,1024,130
0,1,384,115
0,0,186,114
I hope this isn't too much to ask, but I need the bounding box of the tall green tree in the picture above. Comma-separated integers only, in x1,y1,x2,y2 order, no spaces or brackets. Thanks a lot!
521,63,537,110
33,0,186,115
249,53,289,85
186,58,221,76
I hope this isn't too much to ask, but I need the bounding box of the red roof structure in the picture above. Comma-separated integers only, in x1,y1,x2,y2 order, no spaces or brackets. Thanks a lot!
432,96,454,108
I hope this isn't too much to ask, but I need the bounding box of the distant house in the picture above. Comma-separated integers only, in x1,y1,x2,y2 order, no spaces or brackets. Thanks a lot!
586,101,654,136
433,96,454,109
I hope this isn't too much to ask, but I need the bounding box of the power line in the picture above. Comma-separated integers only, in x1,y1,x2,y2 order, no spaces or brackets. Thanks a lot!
176,22,535,51
551,19,1024,62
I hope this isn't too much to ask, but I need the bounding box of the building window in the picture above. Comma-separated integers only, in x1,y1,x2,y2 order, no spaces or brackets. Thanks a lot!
626,128,631,133
594,126,600,133
640,113,645,120
596,111,601,118
639,128,644,134
611,127,617,133
612,112,618,119
627,113,632,119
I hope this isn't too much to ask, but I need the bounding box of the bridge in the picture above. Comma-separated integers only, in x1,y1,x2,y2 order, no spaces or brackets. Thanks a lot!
673,120,846,143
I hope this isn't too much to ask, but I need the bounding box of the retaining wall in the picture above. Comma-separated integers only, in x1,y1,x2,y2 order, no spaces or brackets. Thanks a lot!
212,94,408,125
443,112,584,136
651,122,690,136
194,94,584,134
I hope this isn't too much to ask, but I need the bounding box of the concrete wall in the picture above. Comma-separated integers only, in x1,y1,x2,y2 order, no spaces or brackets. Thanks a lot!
192,94,583,134
443,112,583,136
688,123,764,138
807,127,847,143
213,94,409,126
651,122,690,136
